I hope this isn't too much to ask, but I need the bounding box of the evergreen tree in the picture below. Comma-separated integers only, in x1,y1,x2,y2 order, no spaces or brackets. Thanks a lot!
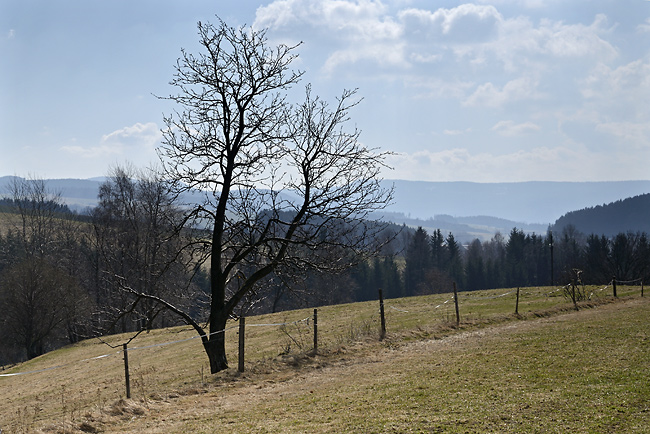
404,227,431,295
465,239,485,291
484,232,505,289
430,229,446,270
445,232,464,288
505,228,526,287
584,234,610,284
381,256,404,299
632,233,650,281
609,232,638,280
556,225,585,283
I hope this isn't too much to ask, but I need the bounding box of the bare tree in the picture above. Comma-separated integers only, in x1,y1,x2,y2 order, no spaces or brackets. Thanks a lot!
0,178,89,359
91,165,198,334
148,18,393,373
0,257,76,358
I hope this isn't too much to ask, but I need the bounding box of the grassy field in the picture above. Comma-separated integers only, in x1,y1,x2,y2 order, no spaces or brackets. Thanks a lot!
1,285,648,433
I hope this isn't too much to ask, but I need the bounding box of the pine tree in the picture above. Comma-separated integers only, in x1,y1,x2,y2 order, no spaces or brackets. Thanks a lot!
404,227,431,296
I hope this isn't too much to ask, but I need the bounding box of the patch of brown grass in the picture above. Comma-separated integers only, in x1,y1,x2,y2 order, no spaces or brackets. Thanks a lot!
1,287,646,433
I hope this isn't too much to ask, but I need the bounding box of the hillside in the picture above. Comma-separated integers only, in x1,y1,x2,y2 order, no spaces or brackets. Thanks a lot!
2,176,649,238
0,176,102,212
382,179,650,224
1,286,647,433
554,193,650,236
377,212,548,243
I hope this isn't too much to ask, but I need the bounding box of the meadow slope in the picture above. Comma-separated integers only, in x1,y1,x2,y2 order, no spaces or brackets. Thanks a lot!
1,287,648,433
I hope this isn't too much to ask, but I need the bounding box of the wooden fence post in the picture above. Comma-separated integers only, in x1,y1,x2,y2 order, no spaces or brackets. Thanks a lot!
642,280,644,297
515,287,520,315
379,288,386,340
122,343,131,399
453,282,460,325
238,317,245,373
313,308,318,354
612,277,617,298
571,280,578,311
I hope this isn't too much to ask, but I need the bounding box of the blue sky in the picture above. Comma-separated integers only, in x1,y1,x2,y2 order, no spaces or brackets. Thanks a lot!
1,0,649,182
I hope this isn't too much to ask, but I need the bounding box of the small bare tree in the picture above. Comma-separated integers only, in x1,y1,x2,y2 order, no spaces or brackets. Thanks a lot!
139,18,393,373
564,268,588,310
0,178,89,359
91,165,198,334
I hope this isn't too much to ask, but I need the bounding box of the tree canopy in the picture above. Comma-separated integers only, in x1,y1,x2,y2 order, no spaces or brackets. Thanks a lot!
155,18,393,373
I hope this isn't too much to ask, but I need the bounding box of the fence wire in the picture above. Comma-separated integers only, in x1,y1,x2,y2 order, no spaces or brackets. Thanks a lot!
0,316,312,378
1,280,643,378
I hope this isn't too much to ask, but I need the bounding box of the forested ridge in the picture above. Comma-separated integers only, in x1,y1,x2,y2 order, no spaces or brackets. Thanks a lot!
554,193,650,236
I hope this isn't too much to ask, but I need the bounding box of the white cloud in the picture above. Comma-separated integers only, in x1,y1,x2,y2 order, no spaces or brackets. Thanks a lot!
7,29,15,39
409,52,442,64
228,3,650,183
256,0,620,87
477,0,549,8
399,4,502,43
541,14,616,58
100,122,161,149
255,0,405,73
581,60,650,103
61,144,122,159
490,13,618,75
406,76,474,99
62,122,161,158
443,128,472,136
383,145,626,182
638,17,650,33
596,121,650,147
255,0,390,31
492,120,541,136
463,76,542,107
569,59,650,151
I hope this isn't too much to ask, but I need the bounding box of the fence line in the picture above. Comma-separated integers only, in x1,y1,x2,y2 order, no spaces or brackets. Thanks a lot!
245,317,311,328
383,287,540,315
0,317,311,378
462,289,518,300
615,277,643,284
127,324,241,352
2,279,644,380
0,352,118,378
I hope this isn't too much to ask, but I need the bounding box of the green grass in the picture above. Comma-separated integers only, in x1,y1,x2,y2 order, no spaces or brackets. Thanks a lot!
180,296,650,434
1,285,647,433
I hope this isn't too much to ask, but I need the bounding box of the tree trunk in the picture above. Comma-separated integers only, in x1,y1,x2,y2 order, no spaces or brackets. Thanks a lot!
204,310,229,373
203,337,229,374
27,339,43,360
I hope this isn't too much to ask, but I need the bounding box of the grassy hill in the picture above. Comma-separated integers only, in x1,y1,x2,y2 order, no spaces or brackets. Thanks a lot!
1,285,648,433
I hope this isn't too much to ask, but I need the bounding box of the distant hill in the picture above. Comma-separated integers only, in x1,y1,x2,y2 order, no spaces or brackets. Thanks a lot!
553,193,650,237
381,180,650,225
374,211,548,243
0,176,102,212
2,176,649,239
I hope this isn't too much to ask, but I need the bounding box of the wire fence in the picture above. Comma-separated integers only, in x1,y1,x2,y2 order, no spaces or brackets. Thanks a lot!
1,278,646,434
1,278,644,382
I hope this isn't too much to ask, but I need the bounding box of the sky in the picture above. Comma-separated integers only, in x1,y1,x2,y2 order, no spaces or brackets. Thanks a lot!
1,0,649,183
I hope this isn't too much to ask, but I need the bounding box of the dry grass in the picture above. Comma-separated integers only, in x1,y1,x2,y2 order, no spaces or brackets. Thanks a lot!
1,285,647,433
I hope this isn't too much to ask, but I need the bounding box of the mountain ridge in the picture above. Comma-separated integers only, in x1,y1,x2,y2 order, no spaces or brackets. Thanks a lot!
553,193,650,237
381,179,650,224
2,176,649,241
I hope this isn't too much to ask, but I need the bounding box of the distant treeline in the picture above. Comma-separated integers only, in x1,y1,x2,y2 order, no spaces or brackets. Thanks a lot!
0,197,72,215
1,177,648,366
349,226,649,303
